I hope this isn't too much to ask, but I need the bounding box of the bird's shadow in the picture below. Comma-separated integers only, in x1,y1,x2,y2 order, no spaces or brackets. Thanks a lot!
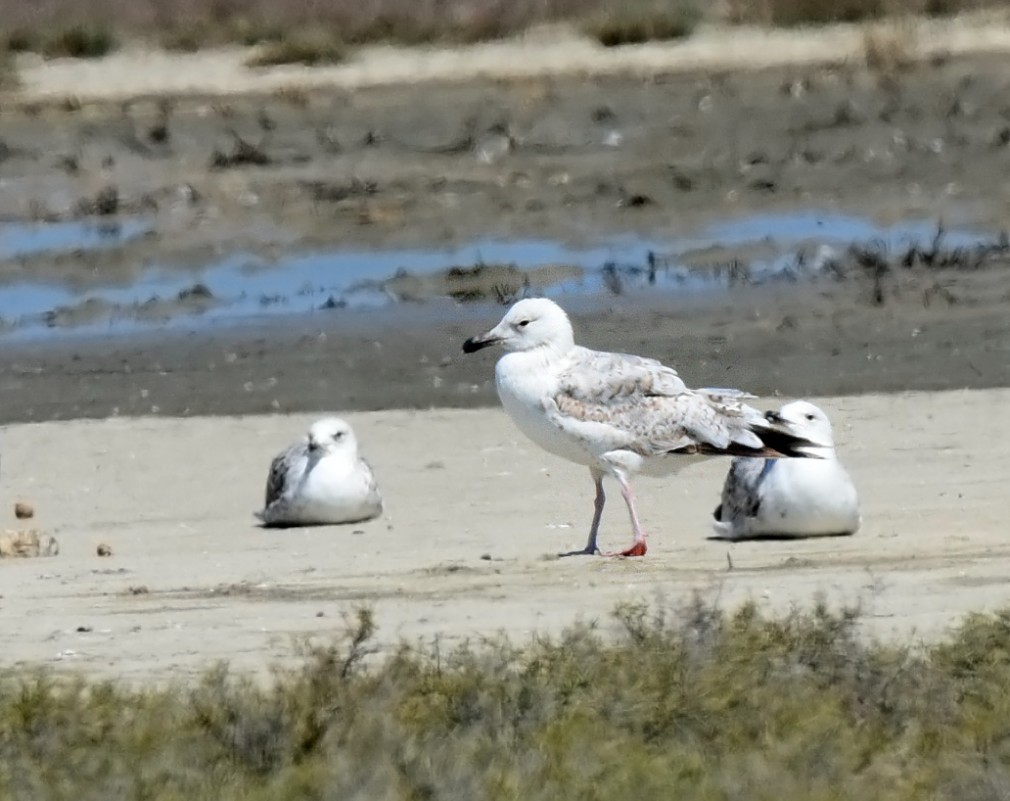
254,519,351,530
707,531,856,543
556,548,599,558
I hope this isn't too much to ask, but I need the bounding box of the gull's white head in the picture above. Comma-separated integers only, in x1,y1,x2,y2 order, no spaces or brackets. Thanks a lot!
307,417,357,456
462,298,575,355
765,401,835,450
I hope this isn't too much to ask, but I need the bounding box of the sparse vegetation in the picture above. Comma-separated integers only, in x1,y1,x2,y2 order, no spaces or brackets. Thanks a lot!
725,0,1006,25
41,25,118,58
0,0,599,57
160,26,208,53
5,599,1010,798
755,0,889,26
246,32,348,67
862,19,918,75
0,0,1004,62
3,24,117,60
4,29,38,53
585,0,702,47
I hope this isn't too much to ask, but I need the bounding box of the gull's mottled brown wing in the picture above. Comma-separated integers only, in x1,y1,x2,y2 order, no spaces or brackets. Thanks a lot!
547,347,770,457
359,456,383,512
264,442,304,507
713,457,771,522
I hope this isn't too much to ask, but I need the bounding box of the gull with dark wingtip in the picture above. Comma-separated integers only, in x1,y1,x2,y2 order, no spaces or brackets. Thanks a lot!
256,417,382,528
712,400,861,540
463,298,823,557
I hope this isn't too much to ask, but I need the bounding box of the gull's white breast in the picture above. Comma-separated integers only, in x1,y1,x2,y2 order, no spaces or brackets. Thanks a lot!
295,453,381,522
757,457,860,534
495,351,598,467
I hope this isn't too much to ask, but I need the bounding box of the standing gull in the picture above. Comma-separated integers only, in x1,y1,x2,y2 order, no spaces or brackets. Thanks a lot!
255,417,383,527
462,298,821,557
712,400,860,540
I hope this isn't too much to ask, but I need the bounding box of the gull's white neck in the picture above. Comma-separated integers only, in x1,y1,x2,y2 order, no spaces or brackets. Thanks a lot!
494,340,572,413
496,339,571,383
492,340,595,466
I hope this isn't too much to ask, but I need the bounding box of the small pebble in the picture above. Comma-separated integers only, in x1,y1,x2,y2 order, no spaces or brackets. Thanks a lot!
14,502,34,520
97,543,113,557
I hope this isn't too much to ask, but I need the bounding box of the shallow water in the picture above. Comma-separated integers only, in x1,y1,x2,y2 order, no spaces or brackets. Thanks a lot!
0,218,152,261
0,211,996,341
702,211,988,248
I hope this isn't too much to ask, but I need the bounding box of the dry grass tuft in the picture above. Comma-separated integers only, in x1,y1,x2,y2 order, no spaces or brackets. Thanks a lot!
585,0,703,47
722,0,1004,26
4,24,116,63
774,0,888,26
863,18,919,74
41,26,118,58
246,32,348,67
5,30,38,53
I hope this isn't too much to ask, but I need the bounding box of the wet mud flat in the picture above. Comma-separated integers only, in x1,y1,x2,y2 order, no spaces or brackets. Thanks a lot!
1,246,1008,425
1,52,1010,421
7,52,1010,257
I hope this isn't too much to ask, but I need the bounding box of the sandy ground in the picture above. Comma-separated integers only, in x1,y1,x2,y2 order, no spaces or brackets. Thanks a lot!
0,387,1005,681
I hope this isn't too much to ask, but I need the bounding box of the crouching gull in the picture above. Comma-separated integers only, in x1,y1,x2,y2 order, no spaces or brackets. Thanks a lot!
255,417,383,527
462,298,822,557
712,400,861,540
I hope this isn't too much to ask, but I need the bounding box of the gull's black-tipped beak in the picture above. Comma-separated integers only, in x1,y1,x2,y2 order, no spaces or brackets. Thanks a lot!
764,410,785,425
307,439,320,452
462,333,499,354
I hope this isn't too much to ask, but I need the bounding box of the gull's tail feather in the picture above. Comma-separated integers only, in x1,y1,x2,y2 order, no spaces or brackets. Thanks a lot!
671,420,823,459
750,421,825,459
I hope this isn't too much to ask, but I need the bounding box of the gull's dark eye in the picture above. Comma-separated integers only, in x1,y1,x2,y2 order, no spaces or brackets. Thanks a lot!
517,319,530,328
334,431,345,440
805,414,816,421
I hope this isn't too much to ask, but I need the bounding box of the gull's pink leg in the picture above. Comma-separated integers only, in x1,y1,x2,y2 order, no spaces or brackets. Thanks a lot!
603,472,648,557
560,468,605,557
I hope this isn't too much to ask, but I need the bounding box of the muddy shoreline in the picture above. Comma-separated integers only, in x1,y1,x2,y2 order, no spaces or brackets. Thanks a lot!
1,51,1010,422
0,268,1006,425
